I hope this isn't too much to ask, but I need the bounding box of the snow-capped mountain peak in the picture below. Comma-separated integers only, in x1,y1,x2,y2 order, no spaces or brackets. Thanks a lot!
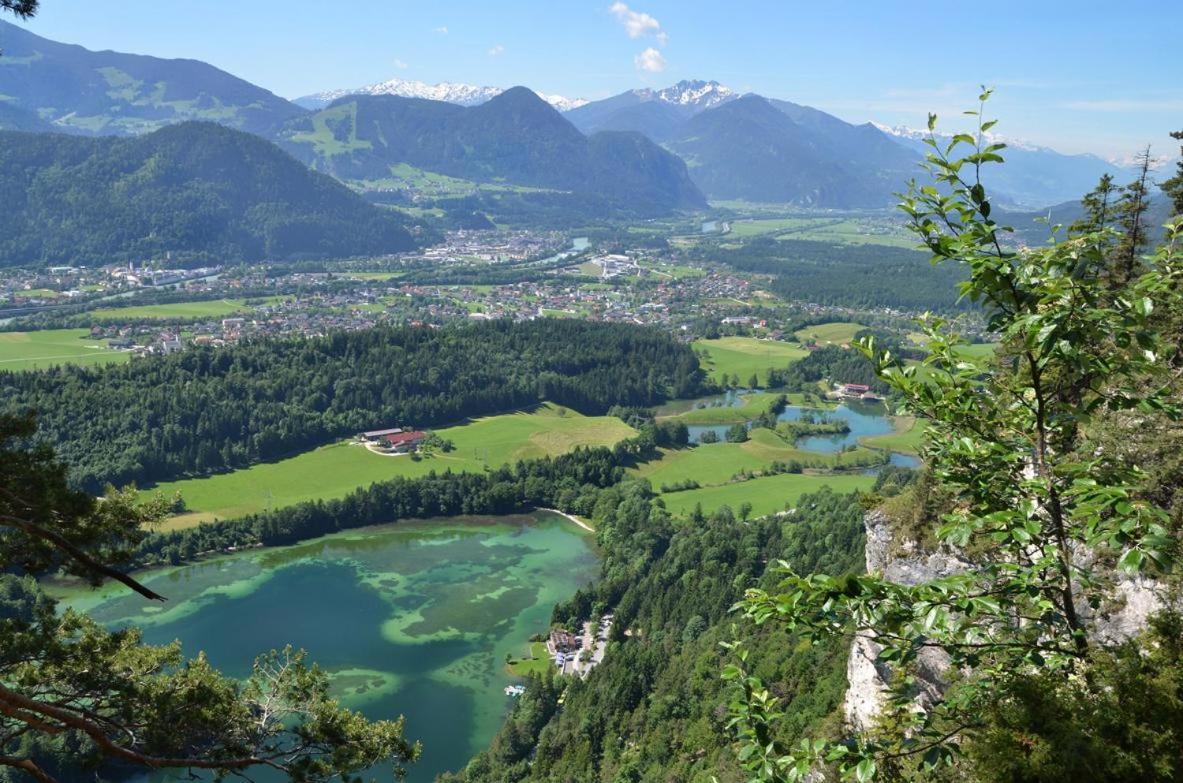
631,79,736,110
294,78,586,112
659,79,736,108
535,92,589,112
872,122,1050,153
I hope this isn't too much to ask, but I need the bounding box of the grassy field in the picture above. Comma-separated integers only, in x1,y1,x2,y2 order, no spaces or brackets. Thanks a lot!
506,641,552,677
693,337,808,385
0,329,131,372
907,343,1000,382
794,322,865,346
348,272,402,281
860,416,927,455
89,298,283,321
660,472,876,519
148,404,635,528
635,428,880,488
723,216,916,248
663,392,780,425
727,218,815,237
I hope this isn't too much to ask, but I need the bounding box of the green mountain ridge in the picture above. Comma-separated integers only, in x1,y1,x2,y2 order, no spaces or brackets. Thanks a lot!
274,87,707,215
0,19,306,136
0,121,420,268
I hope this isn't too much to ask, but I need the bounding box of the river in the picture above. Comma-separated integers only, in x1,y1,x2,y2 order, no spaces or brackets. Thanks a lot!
54,512,598,782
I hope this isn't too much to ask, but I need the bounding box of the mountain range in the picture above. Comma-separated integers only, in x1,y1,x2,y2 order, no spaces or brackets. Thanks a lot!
0,122,419,267
0,19,1136,228
274,88,705,214
295,77,587,112
873,124,1127,209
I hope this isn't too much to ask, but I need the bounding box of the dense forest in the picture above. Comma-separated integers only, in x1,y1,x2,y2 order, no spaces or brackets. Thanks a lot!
440,484,873,783
0,122,421,268
1,320,703,491
693,237,970,312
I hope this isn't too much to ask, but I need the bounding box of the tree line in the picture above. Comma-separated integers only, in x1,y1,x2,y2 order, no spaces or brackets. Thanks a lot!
2,320,704,491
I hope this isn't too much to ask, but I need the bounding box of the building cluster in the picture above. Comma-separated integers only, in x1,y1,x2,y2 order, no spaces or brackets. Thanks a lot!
415,229,572,264
545,614,613,677
359,428,428,454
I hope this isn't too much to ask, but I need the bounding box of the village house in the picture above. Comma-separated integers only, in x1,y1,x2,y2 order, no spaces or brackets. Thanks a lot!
547,629,579,655
835,382,871,399
382,431,427,453
361,428,403,442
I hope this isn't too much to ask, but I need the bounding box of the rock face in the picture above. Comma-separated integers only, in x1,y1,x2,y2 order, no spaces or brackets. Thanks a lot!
843,509,1174,732
844,509,968,731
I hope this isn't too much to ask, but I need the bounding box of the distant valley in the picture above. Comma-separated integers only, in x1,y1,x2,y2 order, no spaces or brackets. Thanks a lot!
0,19,1137,265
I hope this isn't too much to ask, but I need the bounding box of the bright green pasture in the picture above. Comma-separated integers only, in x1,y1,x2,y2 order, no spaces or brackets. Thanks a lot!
727,218,815,237
0,329,131,371
635,428,880,489
663,392,782,425
860,416,926,456
794,322,865,346
89,298,283,320
659,472,875,519
692,337,808,385
148,404,635,527
507,641,552,677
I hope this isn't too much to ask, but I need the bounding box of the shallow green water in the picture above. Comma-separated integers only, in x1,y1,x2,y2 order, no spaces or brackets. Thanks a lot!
54,513,598,782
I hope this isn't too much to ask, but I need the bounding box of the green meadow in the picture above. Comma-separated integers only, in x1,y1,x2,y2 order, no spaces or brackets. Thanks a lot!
860,416,927,455
794,321,865,346
0,329,131,371
724,216,916,248
634,428,880,489
692,336,808,385
148,404,635,528
659,472,875,519
89,298,284,321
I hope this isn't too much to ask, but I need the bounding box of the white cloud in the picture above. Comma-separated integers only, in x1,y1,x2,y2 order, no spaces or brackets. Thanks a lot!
634,47,666,73
434,26,448,34
610,2,665,43
393,58,409,70
488,44,505,57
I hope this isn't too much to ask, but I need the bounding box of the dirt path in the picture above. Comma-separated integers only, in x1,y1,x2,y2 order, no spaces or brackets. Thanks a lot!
536,507,594,533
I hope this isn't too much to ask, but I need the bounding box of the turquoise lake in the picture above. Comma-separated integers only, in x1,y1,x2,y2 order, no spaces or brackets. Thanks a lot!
55,512,598,782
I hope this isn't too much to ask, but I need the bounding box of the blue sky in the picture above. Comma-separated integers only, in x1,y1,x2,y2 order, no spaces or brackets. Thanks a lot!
14,0,1183,159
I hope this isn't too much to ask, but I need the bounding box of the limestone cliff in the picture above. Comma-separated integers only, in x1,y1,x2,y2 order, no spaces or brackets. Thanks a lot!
842,508,1175,732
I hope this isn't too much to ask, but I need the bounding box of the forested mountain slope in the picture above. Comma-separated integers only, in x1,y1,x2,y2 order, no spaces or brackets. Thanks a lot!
0,19,305,136
666,95,912,207
0,121,419,267
1,320,704,491
274,87,706,215
440,485,869,783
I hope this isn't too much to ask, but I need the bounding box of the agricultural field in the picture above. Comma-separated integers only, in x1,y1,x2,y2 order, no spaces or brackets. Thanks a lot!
794,321,865,346
89,298,284,321
907,343,1000,382
0,329,131,372
148,403,635,528
727,217,815,237
860,416,927,455
659,472,876,519
635,428,881,489
722,215,916,248
655,391,827,424
773,218,918,248
347,272,402,281
692,336,808,386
